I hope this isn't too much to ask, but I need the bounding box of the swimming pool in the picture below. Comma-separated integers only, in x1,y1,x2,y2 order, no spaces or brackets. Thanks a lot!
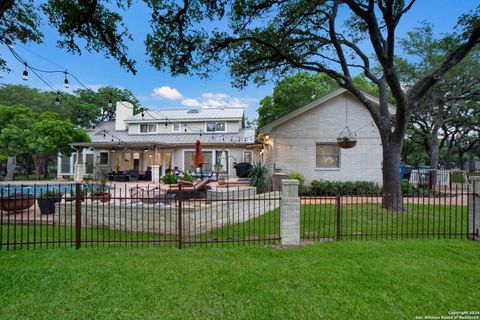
0,184,109,197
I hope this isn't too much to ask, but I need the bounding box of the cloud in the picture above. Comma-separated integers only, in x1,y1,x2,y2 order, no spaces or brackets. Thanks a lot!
181,98,202,107
198,92,248,109
151,86,183,100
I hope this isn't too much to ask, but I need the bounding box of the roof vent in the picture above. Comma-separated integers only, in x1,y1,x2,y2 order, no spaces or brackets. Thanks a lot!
187,109,200,114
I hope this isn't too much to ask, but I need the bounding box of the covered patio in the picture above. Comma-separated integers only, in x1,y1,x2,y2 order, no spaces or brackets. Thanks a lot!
62,142,175,183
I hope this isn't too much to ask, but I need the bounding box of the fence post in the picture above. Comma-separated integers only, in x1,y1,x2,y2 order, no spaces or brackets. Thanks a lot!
280,179,300,247
468,177,479,241
336,196,341,241
75,182,82,249
177,185,183,249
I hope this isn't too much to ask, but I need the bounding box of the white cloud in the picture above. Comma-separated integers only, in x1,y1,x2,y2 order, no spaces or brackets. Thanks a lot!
151,86,183,100
197,92,248,109
181,98,202,107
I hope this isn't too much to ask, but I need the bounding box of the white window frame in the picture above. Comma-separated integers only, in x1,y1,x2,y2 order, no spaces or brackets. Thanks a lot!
172,122,181,132
98,151,109,165
182,148,230,174
243,150,253,164
139,123,157,133
205,121,226,133
315,143,341,170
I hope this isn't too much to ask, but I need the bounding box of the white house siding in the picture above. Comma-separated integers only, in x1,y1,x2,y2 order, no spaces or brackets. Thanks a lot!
128,120,241,135
266,93,382,184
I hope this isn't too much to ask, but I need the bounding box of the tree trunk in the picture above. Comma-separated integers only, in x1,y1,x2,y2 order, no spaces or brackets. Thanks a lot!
6,156,16,181
468,150,476,172
43,158,49,180
429,126,440,169
381,138,403,212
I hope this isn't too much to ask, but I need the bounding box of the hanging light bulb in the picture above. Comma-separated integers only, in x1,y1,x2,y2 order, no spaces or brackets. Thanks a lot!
164,117,168,127
64,71,69,88
141,111,144,119
103,132,106,138
108,94,113,108
54,92,60,106
184,124,187,132
92,123,96,129
22,63,28,81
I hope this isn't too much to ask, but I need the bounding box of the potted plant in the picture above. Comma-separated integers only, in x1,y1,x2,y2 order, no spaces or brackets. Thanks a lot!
66,187,87,202
337,136,357,149
0,192,35,212
162,172,178,184
37,190,63,215
90,169,111,202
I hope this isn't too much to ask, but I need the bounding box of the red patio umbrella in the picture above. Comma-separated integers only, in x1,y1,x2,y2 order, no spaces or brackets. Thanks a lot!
195,139,204,169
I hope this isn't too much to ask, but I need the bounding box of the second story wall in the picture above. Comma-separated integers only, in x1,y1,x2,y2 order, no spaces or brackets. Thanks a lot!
127,120,242,135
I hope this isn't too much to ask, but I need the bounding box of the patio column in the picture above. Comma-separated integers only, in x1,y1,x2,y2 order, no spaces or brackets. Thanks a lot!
74,147,84,182
161,149,166,176
152,145,161,184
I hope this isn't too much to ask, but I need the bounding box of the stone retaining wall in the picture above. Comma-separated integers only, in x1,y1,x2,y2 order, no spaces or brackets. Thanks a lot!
54,191,280,235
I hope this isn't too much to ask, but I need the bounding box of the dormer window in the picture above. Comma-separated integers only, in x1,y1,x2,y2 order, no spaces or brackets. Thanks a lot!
206,121,226,132
172,123,181,132
140,124,157,133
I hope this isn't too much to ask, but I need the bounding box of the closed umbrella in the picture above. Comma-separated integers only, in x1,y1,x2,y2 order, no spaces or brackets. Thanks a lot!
195,140,204,171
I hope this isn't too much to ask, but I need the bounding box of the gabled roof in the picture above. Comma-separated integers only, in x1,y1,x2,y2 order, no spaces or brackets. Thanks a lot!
125,108,244,122
259,88,395,133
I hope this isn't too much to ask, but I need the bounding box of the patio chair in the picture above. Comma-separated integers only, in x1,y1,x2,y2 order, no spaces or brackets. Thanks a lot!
167,178,211,199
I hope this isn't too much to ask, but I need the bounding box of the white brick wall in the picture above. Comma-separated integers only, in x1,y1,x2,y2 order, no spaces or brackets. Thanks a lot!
266,92,382,184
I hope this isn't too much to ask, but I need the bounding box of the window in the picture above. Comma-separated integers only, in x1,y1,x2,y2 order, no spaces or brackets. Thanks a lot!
140,123,157,133
316,144,340,168
184,151,213,173
172,123,181,132
60,155,71,173
243,151,253,164
206,121,226,132
99,152,109,165
215,150,229,174
85,154,94,174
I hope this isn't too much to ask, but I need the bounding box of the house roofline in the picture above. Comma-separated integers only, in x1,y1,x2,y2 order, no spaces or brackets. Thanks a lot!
259,88,395,133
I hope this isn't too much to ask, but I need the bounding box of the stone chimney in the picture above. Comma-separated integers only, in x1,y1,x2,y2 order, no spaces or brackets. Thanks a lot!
115,101,133,131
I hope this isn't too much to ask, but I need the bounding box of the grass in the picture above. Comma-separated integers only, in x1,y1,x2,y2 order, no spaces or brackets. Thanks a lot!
0,240,478,319
1,202,469,249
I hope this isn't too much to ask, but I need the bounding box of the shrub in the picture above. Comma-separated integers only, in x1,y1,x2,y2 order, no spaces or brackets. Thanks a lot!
307,180,380,196
249,162,272,193
287,171,305,193
180,171,194,182
162,172,177,184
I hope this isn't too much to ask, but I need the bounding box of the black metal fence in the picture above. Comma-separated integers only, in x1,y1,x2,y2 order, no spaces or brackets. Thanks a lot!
0,183,281,250
300,184,476,241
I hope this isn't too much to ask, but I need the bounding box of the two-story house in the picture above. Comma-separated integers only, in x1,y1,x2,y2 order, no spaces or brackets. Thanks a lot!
57,101,258,182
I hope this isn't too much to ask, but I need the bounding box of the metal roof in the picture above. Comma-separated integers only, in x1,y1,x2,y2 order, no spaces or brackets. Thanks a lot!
76,121,256,147
125,108,245,122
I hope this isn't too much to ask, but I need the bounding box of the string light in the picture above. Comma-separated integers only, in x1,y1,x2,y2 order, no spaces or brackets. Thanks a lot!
54,92,60,106
63,71,69,88
22,63,28,80
3,41,261,147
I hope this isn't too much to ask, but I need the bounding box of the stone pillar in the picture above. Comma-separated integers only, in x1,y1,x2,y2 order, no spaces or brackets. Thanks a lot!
468,177,480,241
281,179,300,246
74,147,84,182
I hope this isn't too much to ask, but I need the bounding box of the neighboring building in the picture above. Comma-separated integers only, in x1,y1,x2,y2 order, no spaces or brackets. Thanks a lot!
259,88,387,184
58,102,259,182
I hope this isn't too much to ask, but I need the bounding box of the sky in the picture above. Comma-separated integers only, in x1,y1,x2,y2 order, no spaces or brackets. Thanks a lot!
0,0,477,120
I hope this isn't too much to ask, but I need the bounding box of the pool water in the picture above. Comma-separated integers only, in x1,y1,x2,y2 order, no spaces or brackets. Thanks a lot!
0,184,109,197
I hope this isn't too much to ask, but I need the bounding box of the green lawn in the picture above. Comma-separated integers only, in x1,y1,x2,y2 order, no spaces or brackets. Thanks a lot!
1,202,469,249
0,240,478,319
